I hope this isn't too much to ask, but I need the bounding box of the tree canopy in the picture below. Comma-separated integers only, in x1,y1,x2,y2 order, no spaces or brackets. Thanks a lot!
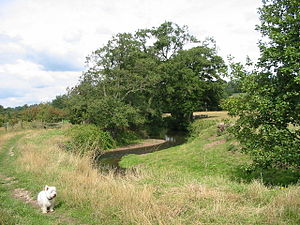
224,0,300,169
66,22,226,131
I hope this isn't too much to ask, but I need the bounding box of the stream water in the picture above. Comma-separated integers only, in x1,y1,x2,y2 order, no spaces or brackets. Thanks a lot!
96,131,187,169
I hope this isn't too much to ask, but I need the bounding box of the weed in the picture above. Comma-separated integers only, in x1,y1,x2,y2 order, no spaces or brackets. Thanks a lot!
65,124,116,156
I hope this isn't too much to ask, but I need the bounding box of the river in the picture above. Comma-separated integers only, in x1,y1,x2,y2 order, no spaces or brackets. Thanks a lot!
96,131,187,170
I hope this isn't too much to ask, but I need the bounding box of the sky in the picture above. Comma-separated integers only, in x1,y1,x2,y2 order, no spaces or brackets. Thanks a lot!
0,0,262,108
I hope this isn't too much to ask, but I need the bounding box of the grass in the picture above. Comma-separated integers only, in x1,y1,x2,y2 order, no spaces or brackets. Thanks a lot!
120,118,300,224
0,132,64,225
0,115,299,224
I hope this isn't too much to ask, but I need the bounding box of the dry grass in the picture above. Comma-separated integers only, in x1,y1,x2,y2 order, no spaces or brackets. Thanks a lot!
163,111,230,121
193,111,230,120
0,131,23,147
263,187,300,224
8,130,300,224
16,134,181,224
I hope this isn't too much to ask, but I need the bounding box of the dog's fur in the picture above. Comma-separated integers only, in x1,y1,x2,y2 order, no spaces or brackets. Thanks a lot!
37,185,57,213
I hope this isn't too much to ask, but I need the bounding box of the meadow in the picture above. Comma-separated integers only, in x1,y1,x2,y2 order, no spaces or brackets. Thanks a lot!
0,112,299,224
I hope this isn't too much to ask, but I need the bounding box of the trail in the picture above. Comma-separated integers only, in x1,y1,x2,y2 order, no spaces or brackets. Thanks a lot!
0,132,81,225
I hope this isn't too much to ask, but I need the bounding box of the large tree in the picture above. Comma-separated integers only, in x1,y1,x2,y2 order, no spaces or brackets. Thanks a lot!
67,32,162,130
224,0,300,169
160,44,226,128
67,22,226,131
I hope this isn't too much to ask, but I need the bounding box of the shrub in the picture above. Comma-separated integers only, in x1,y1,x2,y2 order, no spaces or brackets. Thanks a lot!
65,124,116,156
112,128,141,146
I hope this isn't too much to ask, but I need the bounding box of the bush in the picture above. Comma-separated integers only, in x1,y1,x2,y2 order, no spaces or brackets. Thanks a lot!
65,124,116,156
112,128,141,147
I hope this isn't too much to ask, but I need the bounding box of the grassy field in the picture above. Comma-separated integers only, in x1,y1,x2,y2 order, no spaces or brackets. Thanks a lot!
163,111,230,120
0,114,299,224
193,111,230,120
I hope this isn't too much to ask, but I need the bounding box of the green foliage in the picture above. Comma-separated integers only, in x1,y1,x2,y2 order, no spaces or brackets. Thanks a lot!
0,105,23,127
67,32,161,130
0,103,67,127
112,128,141,147
136,21,197,61
223,0,300,169
23,104,66,122
235,166,300,186
0,116,4,127
66,124,116,156
51,94,69,109
66,22,226,131
120,119,249,179
224,80,242,97
160,45,226,129
87,97,144,130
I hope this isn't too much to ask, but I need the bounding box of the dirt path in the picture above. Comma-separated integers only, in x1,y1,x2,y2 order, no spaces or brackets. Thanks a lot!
0,133,80,225
0,172,80,224
0,173,37,208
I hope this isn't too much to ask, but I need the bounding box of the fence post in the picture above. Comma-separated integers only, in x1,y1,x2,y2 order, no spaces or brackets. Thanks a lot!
5,122,9,132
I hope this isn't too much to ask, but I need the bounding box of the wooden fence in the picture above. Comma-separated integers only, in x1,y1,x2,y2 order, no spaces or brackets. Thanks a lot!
1,121,66,131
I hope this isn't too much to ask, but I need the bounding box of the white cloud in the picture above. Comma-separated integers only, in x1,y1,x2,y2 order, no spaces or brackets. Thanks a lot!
0,60,80,107
0,0,262,107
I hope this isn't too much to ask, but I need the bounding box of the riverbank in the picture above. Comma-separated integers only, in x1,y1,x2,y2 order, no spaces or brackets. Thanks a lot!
108,138,166,152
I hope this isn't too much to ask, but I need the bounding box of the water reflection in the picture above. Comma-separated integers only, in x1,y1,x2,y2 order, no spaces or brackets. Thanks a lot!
165,135,177,142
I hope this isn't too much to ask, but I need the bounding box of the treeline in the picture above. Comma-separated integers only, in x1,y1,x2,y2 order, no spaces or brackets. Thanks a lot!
0,104,66,127
64,22,230,133
1,22,241,134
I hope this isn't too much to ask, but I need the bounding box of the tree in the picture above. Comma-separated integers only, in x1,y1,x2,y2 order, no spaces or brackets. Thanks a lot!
224,0,300,169
67,32,160,130
139,25,226,128
67,22,226,132
21,105,40,122
137,21,197,61
160,45,226,128
21,104,65,123
52,94,69,109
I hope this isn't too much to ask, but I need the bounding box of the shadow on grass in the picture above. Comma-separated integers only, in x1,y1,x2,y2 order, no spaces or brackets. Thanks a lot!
232,166,300,186
54,201,64,210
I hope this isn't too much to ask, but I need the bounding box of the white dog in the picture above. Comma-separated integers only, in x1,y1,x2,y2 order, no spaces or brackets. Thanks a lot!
37,185,57,213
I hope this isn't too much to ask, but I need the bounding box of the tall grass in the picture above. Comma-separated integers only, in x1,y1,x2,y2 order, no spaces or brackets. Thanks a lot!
8,128,299,224
0,209,17,225
16,136,189,224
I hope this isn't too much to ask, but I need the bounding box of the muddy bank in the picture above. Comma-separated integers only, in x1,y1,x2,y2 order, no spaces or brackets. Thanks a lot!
108,139,167,152
97,132,187,169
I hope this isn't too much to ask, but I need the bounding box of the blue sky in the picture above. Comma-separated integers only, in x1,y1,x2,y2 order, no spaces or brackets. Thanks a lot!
0,0,262,108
